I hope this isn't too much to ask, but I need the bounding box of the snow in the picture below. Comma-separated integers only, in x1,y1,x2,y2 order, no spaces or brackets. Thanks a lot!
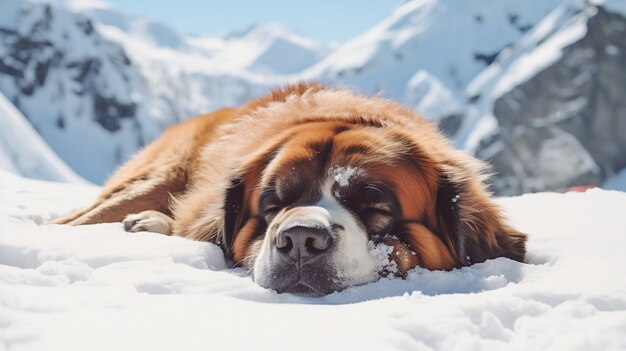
1,0,602,183
367,237,398,275
3,0,625,186
1,0,331,183
405,70,465,119
460,0,596,151
68,0,329,77
0,92,85,184
467,1,591,100
2,172,626,350
0,0,155,183
2,0,626,344
306,0,565,116
330,165,360,187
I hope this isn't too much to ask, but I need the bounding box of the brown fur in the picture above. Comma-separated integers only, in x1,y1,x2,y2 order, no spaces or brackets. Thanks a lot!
53,83,527,274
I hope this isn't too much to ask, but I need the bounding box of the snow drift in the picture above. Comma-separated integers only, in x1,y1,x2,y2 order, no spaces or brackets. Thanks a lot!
1,171,625,350
0,92,83,183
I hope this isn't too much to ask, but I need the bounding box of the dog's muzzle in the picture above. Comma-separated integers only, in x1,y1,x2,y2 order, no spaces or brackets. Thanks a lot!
254,201,377,296
266,214,340,296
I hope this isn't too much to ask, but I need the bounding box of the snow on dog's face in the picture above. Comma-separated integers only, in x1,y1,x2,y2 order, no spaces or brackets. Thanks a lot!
221,120,526,296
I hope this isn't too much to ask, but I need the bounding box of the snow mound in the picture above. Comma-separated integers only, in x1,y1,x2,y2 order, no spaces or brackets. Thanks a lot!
0,92,84,183
2,172,626,350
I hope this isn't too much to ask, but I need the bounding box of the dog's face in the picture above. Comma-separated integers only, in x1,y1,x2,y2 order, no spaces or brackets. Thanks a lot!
222,121,446,295
222,120,525,296
252,156,417,295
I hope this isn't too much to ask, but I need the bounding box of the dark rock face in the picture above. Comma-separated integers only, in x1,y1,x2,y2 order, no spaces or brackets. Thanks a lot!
476,7,626,195
94,93,136,132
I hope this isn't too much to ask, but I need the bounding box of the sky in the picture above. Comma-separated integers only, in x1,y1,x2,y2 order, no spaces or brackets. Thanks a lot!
104,0,403,43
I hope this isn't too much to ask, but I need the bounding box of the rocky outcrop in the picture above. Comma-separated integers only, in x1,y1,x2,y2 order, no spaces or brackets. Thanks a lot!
476,6,626,195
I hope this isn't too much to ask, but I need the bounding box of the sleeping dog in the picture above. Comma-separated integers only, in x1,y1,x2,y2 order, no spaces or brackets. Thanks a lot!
54,83,526,296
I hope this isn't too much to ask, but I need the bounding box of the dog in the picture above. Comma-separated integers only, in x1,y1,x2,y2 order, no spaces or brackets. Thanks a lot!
53,83,527,296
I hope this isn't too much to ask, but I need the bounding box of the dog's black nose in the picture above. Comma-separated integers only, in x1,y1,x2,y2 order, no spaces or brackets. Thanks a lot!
275,226,332,262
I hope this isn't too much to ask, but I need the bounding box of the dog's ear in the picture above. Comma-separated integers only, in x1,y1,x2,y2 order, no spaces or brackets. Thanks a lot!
434,162,527,266
222,177,248,261
221,143,281,264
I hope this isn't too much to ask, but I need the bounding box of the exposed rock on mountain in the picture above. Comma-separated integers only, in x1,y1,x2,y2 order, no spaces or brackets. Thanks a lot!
473,4,626,195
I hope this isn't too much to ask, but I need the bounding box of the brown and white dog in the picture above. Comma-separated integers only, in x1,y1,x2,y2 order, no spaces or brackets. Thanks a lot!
53,83,526,296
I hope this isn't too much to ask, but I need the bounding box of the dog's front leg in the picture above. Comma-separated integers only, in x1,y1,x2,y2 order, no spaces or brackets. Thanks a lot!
123,210,174,235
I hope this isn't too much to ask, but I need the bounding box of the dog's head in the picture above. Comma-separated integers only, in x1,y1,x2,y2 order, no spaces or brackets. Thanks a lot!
219,111,526,296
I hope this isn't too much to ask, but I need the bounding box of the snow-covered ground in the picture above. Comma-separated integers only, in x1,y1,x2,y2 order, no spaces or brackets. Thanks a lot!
1,171,626,350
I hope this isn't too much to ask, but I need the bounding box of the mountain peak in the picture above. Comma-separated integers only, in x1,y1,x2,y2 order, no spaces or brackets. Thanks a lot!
227,22,293,39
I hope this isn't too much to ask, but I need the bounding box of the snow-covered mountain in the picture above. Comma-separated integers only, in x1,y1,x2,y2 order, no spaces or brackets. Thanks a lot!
305,0,565,119
1,0,152,182
0,90,84,183
0,0,328,183
466,0,626,194
1,0,625,193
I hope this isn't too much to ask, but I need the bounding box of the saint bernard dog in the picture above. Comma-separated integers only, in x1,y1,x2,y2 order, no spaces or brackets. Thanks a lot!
53,83,527,296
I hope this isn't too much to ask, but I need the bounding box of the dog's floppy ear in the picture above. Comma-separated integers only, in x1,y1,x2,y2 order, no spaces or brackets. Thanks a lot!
222,177,247,262
221,142,283,264
434,161,527,266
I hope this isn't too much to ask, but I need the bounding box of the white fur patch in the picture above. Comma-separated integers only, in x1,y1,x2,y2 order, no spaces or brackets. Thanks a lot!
316,184,378,286
278,209,331,233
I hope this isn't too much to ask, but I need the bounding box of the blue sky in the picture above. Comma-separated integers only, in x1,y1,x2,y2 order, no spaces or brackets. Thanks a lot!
104,0,402,43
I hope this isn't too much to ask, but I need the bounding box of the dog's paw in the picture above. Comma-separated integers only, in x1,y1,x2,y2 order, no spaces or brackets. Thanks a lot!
123,210,173,235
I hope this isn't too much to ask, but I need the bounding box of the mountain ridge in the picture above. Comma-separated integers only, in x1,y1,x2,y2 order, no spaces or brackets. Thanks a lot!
1,0,625,193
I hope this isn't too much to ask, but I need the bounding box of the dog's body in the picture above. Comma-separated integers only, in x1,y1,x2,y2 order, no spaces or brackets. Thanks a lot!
54,84,526,296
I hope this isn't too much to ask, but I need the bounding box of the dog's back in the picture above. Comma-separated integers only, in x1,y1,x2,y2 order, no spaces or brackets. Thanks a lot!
53,107,237,226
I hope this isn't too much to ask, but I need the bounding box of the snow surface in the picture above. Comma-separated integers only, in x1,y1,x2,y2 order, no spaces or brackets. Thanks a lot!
0,92,84,183
2,172,626,350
